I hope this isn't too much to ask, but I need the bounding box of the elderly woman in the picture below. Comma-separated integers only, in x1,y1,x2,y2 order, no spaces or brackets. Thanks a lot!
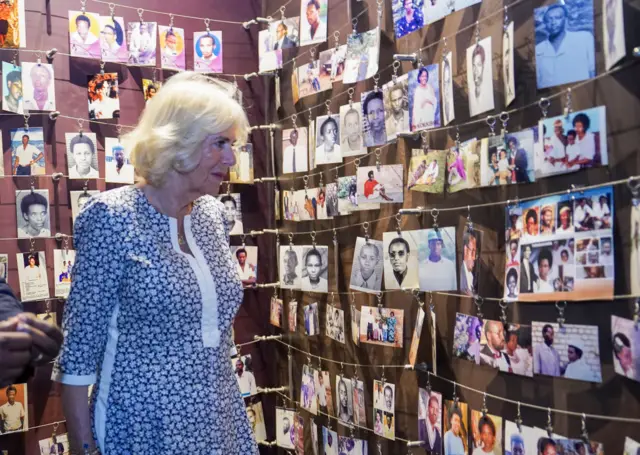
53,72,258,454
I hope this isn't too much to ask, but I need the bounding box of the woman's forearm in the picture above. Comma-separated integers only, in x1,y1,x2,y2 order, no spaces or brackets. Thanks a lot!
62,384,97,452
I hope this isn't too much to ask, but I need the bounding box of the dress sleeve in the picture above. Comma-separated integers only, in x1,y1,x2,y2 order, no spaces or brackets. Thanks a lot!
52,200,125,385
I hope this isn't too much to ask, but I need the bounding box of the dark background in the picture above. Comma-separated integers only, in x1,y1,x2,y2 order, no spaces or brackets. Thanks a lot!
263,0,640,452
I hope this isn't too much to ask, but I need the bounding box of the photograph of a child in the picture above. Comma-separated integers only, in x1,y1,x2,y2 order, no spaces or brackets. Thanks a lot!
315,115,342,165
349,237,384,293
159,25,186,70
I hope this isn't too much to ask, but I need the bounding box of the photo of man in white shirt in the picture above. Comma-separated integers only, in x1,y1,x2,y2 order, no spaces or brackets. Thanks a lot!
419,228,458,291
0,385,26,434
233,355,257,397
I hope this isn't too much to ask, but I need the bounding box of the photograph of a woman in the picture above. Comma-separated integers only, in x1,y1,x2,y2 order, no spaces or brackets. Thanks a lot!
87,72,120,119
409,64,440,131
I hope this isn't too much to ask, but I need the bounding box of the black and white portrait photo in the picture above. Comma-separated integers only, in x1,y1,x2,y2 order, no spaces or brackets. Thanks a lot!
66,132,99,179
275,407,295,449
460,227,481,296
282,127,309,174
503,21,515,107
441,51,455,126
315,115,342,165
217,193,243,236
361,89,387,147
301,246,329,293
335,374,354,425
70,190,99,224
349,237,384,293
383,74,410,140
17,251,49,302
382,231,419,290
246,402,267,442
603,0,626,70
326,304,345,343
280,245,304,289
466,37,494,117
339,103,366,157
16,189,51,238
304,302,320,336
534,1,595,89
0,255,7,281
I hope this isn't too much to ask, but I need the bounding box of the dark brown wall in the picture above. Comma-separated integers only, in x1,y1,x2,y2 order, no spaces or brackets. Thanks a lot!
265,0,640,452
0,1,278,453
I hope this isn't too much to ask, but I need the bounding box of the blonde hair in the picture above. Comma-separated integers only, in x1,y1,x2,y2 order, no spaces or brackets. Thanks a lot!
124,71,249,187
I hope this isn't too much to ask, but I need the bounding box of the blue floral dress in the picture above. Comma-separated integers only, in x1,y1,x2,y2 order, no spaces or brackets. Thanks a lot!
53,186,258,455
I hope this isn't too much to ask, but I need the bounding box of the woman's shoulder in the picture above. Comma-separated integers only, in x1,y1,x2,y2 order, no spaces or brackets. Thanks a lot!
195,194,224,215
77,186,141,225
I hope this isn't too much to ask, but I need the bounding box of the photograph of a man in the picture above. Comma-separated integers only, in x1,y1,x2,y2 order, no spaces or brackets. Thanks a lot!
0,385,26,434
218,193,243,236
16,190,50,238
22,62,55,111
466,37,494,117
350,237,384,293
419,227,458,291
383,233,419,290
233,355,257,397
460,228,479,296
280,246,302,289
3,63,23,114
300,0,327,45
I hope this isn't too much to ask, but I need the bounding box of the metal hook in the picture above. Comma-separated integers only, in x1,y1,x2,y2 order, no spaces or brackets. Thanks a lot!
555,301,567,328
430,208,439,229
515,402,523,432
486,115,497,135
546,408,553,437
539,97,551,118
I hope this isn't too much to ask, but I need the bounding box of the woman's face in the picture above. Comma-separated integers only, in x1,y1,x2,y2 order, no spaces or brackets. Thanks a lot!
100,81,111,97
183,128,237,196
339,382,348,408
451,414,461,434
323,122,337,147
306,255,321,280
574,121,585,136
73,143,93,172
507,274,517,293
419,70,428,86
619,345,632,369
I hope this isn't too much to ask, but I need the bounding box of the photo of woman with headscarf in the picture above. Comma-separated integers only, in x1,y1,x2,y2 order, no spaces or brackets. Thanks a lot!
99,16,127,63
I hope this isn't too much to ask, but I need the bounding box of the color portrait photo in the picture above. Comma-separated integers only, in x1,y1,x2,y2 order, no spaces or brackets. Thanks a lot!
300,364,318,414
532,321,602,383
392,0,425,39
141,78,161,103
357,165,404,204
127,21,157,65
22,62,55,111
66,132,99,179
0,383,28,435
54,248,75,298
99,15,128,63
269,17,299,50
504,420,539,455
470,410,503,455
69,11,101,58
17,251,49,301
536,107,607,179
230,143,254,184
231,245,257,288
418,388,442,454
159,25,186,70
193,31,223,73
467,37,494,117
443,399,469,455
299,0,327,46
382,231,419,290
359,305,404,348
232,354,257,397
270,296,283,327
373,380,395,440
105,137,134,184
408,64,441,131
3,61,23,114
415,227,457,292
87,72,120,119
408,149,447,193
534,0,595,89
611,315,640,382
16,189,51,238
11,127,45,175
447,138,481,193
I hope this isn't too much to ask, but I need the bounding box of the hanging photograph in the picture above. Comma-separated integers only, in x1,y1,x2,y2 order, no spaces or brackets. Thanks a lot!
71,190,99,223
603,0,626,70
315,114,342,165
141,78,161,102
304,302,320,336
11,127,45,175
299,0,327,45
373,380,395,440
246,401,267,442
453,312,483,363
632,198,640,303
443,399,469,455
54,249,75,298
105,137,134,184
99,15,128,63
315,187,332,220
16,189,51,238
300,364,318,414
611,315,639,382
424,0,452,24
315,370,333,415
0,254,7,281
351,305,361,346
393,0,425,39
269,17,300,49
282,190,296,221
288,300,298,331
296,60,326,99
361,89,387,146
343,28,380,84
340,103,367,157
504,420,539,455
311,418,318,454
159,25,186,70
418,388,443,454
503,21,516,106
280,245,303,289
319,45,347,84
335,374,354,425
258,29,282,73
441,51,455,126
534,0,595,89
503,129,536,184
359,305,404,348
481,134,511,186
382,231,419,290
276,407,296,449
532,321,602,382
87,72,120,119
339,436,368,455
0,383,28,434
22,62,55,111
282,127,309,174
232,354,257,397
296,189,315,221
349,237,384,293
2,61,23,113
352,377,366,426
326,304,345,343
446,138,482,193
68,11,101,58
39,433,69,455
230,143,254,184
467,37,494,117
230,245,258,288
470,409,503,455
415,227,457,291
408,307,425,366
323,426,339,455
474,318,532,375
127,21,157,65
308,118,317,170
193,31,223,73
301,246,329,292
625,438,640,455
503,186,614,302
383,74,410,140
408,148,447,193
270,296,283,327
17,251,49,301
294,414,304,455
536,106,607,179
217,193,243,235
409,64,441,131
66,132,99,179
356,164,404,204
460,226,481,296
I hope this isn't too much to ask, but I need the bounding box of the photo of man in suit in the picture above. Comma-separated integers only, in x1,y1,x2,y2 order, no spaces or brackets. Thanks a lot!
460,229,479,296
419,392,442,454
519,245,536,293
273,21,296,49
478,320,512,373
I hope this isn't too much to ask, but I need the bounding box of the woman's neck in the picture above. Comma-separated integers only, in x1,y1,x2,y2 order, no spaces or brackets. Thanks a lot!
139,181,197,218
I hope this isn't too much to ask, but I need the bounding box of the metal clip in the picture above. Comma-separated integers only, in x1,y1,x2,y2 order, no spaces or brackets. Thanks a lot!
499,111,509,134
310,231,317,248
377,291,383,308
392,60,400,83
475,296,484,321
555,301,567,328
169,13,175,30
499,300,508,326
204,18,211,33
137,8,144,24
634,298,639,330
373,73,380,92
546,408,553,437
581,413,589,443
486,115,497,136
352,17,358,34
515,402,523,432
431,208,439,230
375,148,382,171
108,2,115,19
481,393,488,416
395,213,402,235
325,100,331,116
563,88,573,118
539,97,550,118
363,221,370,243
